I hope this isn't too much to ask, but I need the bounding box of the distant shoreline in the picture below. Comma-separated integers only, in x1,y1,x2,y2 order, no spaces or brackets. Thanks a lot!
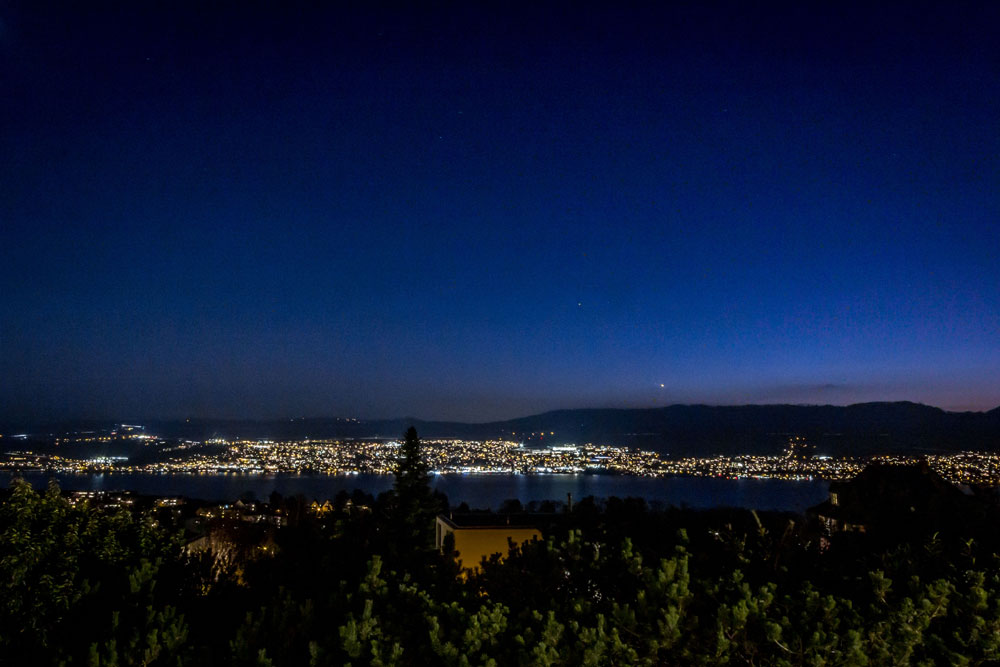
0,471,831,511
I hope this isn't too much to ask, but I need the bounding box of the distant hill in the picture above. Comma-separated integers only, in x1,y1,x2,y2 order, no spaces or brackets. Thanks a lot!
378,402,1000,456
6,402,999,457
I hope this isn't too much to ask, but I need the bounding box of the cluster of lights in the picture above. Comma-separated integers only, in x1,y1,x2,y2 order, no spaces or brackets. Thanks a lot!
0,439,664,476
6,431,1000,485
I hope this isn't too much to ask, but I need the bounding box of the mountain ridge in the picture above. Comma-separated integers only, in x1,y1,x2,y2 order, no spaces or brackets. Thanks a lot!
5,402,999,457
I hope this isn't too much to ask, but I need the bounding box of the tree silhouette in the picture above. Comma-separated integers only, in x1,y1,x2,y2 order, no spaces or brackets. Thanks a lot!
394,427,430,504
391,427,440,553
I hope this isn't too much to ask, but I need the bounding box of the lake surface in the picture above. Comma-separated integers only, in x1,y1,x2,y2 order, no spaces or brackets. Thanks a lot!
1,472,830,512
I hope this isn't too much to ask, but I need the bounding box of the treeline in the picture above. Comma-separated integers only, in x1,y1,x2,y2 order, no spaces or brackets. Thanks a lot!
5,479,1000,665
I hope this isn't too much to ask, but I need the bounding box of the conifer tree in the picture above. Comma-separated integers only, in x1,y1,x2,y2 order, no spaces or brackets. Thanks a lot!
394,427,431,505
391,427,440,552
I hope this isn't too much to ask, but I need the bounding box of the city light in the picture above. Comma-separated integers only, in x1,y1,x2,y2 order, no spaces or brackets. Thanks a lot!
4,431,1000,485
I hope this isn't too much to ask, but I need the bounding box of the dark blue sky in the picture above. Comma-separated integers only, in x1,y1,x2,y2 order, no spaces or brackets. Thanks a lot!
2,2,998,422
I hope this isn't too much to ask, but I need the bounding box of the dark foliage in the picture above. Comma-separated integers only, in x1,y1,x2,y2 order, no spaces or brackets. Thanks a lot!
5,471,1000,665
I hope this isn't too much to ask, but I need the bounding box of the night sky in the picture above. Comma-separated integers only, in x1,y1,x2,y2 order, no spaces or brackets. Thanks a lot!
2,2,998,423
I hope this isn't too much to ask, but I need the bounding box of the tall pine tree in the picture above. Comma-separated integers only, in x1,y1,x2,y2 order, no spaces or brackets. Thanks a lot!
394,427,430,504
391,427,440,553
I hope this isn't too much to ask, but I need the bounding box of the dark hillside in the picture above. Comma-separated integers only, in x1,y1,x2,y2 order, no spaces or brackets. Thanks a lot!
7,402,998,457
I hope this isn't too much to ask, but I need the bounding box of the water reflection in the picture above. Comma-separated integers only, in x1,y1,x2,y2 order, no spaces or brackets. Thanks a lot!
1,472,830,512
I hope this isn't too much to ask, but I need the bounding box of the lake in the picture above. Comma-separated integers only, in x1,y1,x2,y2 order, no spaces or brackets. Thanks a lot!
1,472,830,512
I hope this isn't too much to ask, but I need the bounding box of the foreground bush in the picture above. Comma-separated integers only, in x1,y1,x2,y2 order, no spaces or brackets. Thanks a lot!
4,480,1000,665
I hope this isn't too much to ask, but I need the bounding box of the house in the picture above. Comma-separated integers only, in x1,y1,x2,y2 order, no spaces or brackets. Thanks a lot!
809,459,992,537
435,514,541,572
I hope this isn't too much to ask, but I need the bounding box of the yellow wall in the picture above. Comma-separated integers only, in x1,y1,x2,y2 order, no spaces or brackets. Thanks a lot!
443,525,541,572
